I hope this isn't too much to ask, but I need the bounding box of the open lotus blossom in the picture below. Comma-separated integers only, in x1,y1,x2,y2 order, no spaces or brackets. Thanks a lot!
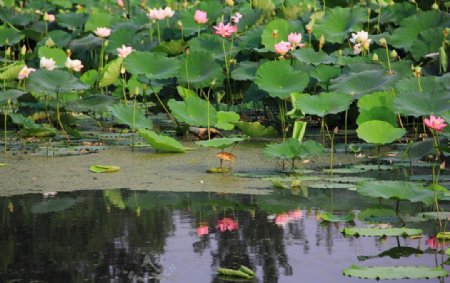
43,12,55,22
163,7,175,18
274,41,291,56
194,10,208,24
117,0,124,8
196,223,209,236
216,217,239,232
94,27,111,38
231,12,242,24
117,45,134,58
18,65,36,80
65,57,84,72
148,7,173,21
424,114,448,132
40,57,56,70
350,30,371,54
213,22,237,38
288,32,304,49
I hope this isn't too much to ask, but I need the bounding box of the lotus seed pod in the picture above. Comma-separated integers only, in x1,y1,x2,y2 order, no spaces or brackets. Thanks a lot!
337,50,343,56
20,45,26,55
414,66,422,77
378,38,387,47
362,40,370,50
443,28,449,37
319,34,325,49
66,49,72,57
272,29,278,39
371,53,379,61
390,49,398,58
120,66,126,74
45,38,55,47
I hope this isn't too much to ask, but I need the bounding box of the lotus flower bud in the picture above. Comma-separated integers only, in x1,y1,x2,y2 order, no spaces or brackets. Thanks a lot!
5,47,11,56
306,4,312,12
66,49,72,58
414,66,422,77
104,40,109,47
225,0,234,6
121,66,126,74
378,38,387,47
20,45,26,55
440,161,446,170
319,34,325,49
371,53,379,61
444,28,449,38
432,2,439,9
134,86,140,96
305,24,312,34
177,20,183,29
272,29,278,39
211,79,216,86
45,37,55,47
337,50,343,56
390,49,398,58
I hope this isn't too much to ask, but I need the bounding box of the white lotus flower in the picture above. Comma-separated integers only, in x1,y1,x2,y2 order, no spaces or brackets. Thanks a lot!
18,65,36,80
40,57,56,70
65,57,84,72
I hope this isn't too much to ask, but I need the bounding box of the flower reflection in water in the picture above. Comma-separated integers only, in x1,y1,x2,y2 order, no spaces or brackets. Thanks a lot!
270,209,303,227
216,217,239,232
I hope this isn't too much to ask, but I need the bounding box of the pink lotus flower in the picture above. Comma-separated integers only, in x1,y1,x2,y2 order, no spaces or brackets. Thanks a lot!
163,7,175,18
117,0,124,8
117,45,134,58
274,41,291,56
18,65,36,80
65,57,83,72
288,32,304,49
213,22,237,38
40,57,56,70
43,12,55,22
148,7,173,21
231,12,242,24
216,217,239,232
197,223,209,236
194,10,208,24
424,115,448,132
275,213,289,226
94,27,111,38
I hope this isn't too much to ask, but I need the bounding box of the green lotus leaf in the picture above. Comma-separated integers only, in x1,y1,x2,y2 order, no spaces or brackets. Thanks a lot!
105,27,137,54
395,76,446,94
410,27,445,61
342,227,423,237
343,265,448,280
56,13,87,30
99,58,122,88
261,19,289,51
390,10,449,50
231,61,259,81
179,9,199,37
379,2,417,25
28,69,88,94
310,65,341,83
168,96,217,127
9,113,41,130
152,39,187,56
235,121,277,137
291,48,336,65
31,198,76,214
84,11,112,31
0,26,23,47
138,129,186,153
293,92,353,117
197,137,248,149
44,30,72,48
319,212,355,222
356,120,405,145
104,190,126,209
80,70,98,86
67,95,118,113
89,165,120,173
0,89,26,105
69,34,102,51
239,26,264,50
313,7,366,44
124,51,178,80
357,91,395,112
177,51,223,89
357,107,397,126
255,61,309,99
38,46,67,67
394,90,450,117
0,61,24,81
330,69,399,98
189,34,237,62
0,7,34,26
216,111,240,131
357,181,434,205
108,103,152,130
263,139,324,159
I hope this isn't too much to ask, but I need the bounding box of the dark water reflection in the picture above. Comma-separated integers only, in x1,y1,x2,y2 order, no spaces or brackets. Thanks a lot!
0,189,444,282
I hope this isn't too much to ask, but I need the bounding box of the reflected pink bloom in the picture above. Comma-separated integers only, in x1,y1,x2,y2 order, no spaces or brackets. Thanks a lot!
274,41,291,56
231,12,242,24
275,213,289,226
288,209,303,220
197,224,209,236
424,115,448,132
213,22,237,38
217,217,239,232
426,236,438,249
194,10,208,24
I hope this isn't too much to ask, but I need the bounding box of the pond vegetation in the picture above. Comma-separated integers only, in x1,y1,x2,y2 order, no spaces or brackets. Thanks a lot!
0,0,449,281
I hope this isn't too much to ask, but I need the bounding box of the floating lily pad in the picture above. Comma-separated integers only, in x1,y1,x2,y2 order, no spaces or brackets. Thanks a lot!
342,227,423,237
138,129,186,153
343,265,448,280
320,212,355,222
357,181,434,205
90,165,121,173
0,163,7,167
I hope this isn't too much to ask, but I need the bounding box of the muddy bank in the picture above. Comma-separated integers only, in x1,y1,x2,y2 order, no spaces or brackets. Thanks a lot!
0,141,362,196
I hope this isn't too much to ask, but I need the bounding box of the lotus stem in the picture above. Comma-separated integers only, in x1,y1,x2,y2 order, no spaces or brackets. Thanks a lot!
56,93,70,142
384,44,392,75
344,109,348,150
156,21,161,44
152,90,177,124
206,89,211,140
3,107,7,154
132,95,137,150
376,145,381,170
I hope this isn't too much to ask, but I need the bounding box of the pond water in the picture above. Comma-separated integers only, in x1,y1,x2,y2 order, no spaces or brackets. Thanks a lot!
0,189,444,283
